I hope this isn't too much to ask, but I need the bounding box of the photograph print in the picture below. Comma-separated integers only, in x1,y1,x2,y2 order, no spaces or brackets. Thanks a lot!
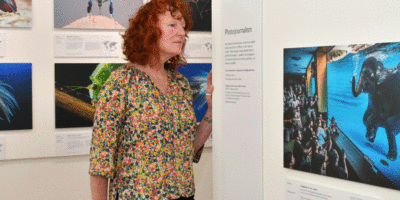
54,0,143,29
55,63,125,128
189,0,211,32
177,63,212,144
55,63,212,129
0,63,32,131
177,63,211,122
0,0,32,27
283,43,400,190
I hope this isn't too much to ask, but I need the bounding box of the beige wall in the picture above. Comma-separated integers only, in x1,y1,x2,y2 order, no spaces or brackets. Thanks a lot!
0,148,212,199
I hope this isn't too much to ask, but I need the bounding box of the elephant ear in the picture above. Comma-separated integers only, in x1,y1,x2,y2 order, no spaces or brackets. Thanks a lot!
376,61,388,85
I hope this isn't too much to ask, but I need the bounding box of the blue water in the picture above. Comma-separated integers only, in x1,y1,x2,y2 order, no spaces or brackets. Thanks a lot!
327,43,400,188
177,63,212,122
0,63,32,130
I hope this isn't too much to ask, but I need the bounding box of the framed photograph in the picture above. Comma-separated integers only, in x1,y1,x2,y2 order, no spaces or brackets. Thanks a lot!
189,0,211,32
0,63,32,131
54,0,143,29
284,43,400,190
0,0,32,27
178,63,212,146
55,63,125,128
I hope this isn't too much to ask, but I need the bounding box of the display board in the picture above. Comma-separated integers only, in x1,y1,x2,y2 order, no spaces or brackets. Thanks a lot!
215,0,263,199
264,0,400,199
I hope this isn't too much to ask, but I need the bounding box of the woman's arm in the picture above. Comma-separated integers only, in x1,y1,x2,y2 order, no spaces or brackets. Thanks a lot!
193,71,213,153
194,109,212,153
90,175,108,200
89,69,128,199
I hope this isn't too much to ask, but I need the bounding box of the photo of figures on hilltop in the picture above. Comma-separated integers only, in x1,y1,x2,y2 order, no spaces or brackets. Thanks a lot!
284,43,400,190
0,63,32,131
54,0,143,29
0,0,32,27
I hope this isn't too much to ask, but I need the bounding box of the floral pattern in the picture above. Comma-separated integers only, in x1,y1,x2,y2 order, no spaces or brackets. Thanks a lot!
89,65,200,200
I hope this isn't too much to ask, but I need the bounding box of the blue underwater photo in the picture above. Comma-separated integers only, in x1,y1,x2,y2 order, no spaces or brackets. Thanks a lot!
177,63,211,122
0,63,32,131
284,43,400,190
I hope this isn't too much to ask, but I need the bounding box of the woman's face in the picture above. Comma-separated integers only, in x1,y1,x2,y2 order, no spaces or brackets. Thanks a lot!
158,10,186,59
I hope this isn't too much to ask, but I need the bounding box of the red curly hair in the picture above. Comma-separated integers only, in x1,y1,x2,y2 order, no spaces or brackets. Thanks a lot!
122,0,193,71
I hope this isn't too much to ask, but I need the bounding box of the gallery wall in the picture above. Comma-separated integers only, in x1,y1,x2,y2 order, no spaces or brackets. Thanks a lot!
263,0,400,199
4,0,400,199
0,0,212,199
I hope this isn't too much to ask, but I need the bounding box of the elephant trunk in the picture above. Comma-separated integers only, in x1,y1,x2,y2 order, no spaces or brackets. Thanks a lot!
352,76,362,97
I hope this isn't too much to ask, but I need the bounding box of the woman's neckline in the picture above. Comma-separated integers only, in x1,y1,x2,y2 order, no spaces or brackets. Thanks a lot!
129,63,172,96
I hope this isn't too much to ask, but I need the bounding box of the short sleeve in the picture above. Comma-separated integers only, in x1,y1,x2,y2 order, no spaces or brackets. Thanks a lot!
89,69,128,178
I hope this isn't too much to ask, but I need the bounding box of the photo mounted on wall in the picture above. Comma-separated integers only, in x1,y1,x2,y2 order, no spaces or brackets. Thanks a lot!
189,0,211,32
177,63,211,122
177,63,212,145
55,63,212,131
54,0,143,29
0,63,32,131
55,63,125,128
283,43,400,190
0,0,32,27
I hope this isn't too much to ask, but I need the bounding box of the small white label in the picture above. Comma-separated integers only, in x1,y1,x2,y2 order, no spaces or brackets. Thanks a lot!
185,35,212,58
54,33,121,58
286,178,380,200
55,132,92,157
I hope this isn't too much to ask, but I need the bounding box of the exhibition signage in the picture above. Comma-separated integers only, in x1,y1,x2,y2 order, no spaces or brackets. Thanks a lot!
220,0,263,199
286,178,380,200
54,34,121,58
55,132,92,157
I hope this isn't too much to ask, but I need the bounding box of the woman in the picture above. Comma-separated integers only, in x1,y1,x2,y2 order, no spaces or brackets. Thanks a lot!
89,0,213,199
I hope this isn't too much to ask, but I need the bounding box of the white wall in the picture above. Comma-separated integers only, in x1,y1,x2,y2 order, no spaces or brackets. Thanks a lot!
263,0,400,199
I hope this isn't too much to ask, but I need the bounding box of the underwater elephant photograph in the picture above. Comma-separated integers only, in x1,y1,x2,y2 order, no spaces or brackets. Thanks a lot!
0,63,32,131
54,0,142,29
283,43,400,191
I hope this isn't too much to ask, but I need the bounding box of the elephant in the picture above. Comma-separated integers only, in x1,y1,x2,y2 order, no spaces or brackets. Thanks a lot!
352,57,400,161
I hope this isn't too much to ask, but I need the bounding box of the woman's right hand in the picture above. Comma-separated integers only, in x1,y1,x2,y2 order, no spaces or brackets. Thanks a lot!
205,70,214,110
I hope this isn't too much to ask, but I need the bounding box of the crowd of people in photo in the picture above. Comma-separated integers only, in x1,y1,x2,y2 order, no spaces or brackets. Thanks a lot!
284,78,348,180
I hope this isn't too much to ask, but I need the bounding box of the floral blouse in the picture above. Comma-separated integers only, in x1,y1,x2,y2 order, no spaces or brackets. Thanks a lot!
89,65,201,200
